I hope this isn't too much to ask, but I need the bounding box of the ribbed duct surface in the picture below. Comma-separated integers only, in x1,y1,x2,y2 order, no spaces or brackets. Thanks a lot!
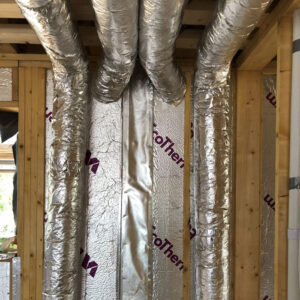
16,0,89,298
91,0,138,103
192,0,271,298
139,0,186,104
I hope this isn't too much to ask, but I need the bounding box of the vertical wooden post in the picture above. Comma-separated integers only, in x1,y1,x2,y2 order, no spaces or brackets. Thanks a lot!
235,70,263,300
18,66,46,300
183,71,192,300
274,15,293,300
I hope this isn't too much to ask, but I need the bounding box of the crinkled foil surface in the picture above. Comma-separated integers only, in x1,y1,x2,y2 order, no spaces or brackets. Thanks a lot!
193,0,271,298
260,75,276,299
16,0,89,298
152,95,185,300
139,0,186,104
120,66,153,299
0,261,10,298
91,0,138,102
0,68,12,101
82,98,122,299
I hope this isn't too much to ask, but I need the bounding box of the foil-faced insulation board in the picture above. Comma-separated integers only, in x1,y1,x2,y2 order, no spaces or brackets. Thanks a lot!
152,94,185,300
12,257,21,300
45,69,186,298
260,75,276,299
0,260,10,299
0,68,12,102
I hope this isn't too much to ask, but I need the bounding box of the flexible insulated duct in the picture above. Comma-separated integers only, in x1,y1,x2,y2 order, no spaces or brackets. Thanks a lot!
139,0,186,104
91,0,138,103
193,0,271,298
16,0,89,298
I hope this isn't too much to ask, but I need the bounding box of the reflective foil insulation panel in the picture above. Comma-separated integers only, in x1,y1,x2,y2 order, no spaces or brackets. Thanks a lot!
260,75,276,299
45,67,186,298
0,68,12,102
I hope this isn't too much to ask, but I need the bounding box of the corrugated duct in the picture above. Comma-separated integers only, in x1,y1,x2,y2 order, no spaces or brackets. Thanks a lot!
16,0,89,298
91,0,138,103
193,0,271,298
139,0,186,104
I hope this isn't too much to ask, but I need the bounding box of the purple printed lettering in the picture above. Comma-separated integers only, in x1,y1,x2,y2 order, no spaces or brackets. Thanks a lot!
85,150,99,174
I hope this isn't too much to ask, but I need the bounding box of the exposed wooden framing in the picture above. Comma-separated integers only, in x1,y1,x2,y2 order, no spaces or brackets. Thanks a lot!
17,66,46,300
12,67,18,101
0,43,16,53
0,24,100,47
0,23,203,50
235,70,262,300
262,60,277,75
0,100,18,107
274,15,293,300
176,29,203,50
0,60,18,67
182,0,216,25
0,0,216,26
19,60,52,69
183,71,192,300
237,0,300,70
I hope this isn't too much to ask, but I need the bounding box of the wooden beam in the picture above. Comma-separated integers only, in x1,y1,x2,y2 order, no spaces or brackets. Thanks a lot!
262,60,277,75
182,0,216,25
0,100,18,107
0,24,203,50
237,0,300,70
235,70,263,300
0,53,49,61
0,0,215,25
176,29,203,49
18,66,46,300
0,24,101,46
274,15,292,300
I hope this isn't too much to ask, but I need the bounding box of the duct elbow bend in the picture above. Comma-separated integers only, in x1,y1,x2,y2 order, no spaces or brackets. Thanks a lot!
139,0,186,104
140,58,186,104
91,0,138,103
93,56,136,103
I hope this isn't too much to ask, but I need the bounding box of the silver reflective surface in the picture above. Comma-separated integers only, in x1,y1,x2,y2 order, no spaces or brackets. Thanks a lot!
152,96,185,300
83,98,122,300
261,75,276,299
16,0,89,298
139,0,186,104
91,0,138,103
192,0,271,298
120,67,153,299
0,68,12,102
12,257,21,300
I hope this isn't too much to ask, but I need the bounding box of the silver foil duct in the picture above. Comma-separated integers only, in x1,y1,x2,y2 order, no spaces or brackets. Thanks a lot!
16,0,89,298
139,0,186,104
91,0,138,103
260,75,276,299
193,0,271,298
120,66,153,299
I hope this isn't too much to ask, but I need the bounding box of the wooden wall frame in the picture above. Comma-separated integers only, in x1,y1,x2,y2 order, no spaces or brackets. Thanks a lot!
235,1,298,299
1,58,49,300
0,0,297,293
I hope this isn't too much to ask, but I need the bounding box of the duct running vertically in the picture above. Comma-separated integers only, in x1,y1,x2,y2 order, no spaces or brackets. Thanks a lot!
91,0,138,102
16,0,89,298
193,0,271,298
139,0,186,104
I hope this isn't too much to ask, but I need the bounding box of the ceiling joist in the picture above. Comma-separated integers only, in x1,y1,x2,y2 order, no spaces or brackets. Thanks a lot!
0,23,203,49
0,0,216,26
